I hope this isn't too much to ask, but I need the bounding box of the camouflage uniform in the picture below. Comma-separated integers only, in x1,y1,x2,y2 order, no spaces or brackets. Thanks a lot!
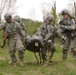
38,23,47,62
14,15,27,33
59,9,76,60
0,13,25,65
38,14,57,63
14,15,27,47
46,25,57,62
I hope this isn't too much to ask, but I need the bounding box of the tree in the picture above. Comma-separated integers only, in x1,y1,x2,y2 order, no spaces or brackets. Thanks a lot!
68,0,76,17
0,0,17,22
28,8,36,21
41,2,52,18
51,2,57,25
57,0,76,24
0,0,7,22
5,0,17,14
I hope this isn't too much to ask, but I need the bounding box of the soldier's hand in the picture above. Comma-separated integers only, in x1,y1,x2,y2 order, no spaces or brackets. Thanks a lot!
61,25,65,30
61,25,65,28
43,39,47,44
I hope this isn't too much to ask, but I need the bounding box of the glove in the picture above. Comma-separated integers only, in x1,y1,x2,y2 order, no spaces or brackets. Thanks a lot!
61,25,65,31
43,39,47,45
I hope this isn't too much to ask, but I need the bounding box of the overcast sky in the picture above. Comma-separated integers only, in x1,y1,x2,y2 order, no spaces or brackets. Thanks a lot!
15,0,76,21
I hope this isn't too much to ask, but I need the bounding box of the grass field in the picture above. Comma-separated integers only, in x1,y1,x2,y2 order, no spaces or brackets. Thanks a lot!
0,42,76,75
0,20,76,75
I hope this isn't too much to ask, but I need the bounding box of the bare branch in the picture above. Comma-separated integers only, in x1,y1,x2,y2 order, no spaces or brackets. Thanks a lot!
0,0,17,21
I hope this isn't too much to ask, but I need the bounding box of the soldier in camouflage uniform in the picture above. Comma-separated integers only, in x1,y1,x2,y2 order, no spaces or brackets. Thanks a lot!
14,15,27,47
38,14,57,65
0,13,25,66
59,9,76,60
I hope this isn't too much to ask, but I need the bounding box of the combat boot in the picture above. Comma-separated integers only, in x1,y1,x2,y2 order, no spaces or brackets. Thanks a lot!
19,60,24,67
9,60,17,67
43,60,48,67
48,51,53,63
49,48,55,63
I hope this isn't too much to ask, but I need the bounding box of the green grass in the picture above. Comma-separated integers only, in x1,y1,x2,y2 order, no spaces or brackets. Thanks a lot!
0,43,76,75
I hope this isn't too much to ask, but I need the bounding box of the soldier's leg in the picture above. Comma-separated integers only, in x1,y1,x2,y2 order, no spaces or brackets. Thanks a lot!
47,40,52,58
61,35,66,48
16,37,25,66
72,48,76,60
8,39,17,64
62,38,70,60
48,46,51,59
47,40,56,62
18,50,24,63
63,48,68,60
49,47,56,62
42,46,47,63
70,37,76,60
21,37,26,48
41,44,48,66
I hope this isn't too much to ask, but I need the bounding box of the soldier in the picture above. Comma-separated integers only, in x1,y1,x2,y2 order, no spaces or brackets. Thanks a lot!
59,9,76,60
14,15,27,47
38,14,57,65
0,13,25,66
14,15,27,33
44,14,57,62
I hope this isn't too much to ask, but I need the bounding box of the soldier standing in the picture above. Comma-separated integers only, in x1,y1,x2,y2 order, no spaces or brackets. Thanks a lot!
59,9,76,60
0,13,25,66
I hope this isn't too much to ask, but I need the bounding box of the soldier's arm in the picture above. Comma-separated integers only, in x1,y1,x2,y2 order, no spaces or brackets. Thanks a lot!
16,22,26,37
59,20,64,27
21,22,27,32
37,25,44,36
65,19,75,30
59,21,65,32
21,23,28,36
54,25,59,37
59,20,66,34
38,25,43,32
44,33,52,41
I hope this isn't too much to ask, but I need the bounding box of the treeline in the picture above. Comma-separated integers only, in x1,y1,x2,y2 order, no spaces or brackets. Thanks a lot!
22,18,42,35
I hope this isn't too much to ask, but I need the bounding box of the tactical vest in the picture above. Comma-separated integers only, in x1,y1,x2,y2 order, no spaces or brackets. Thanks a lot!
60,18,76,37
4,22,17,37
